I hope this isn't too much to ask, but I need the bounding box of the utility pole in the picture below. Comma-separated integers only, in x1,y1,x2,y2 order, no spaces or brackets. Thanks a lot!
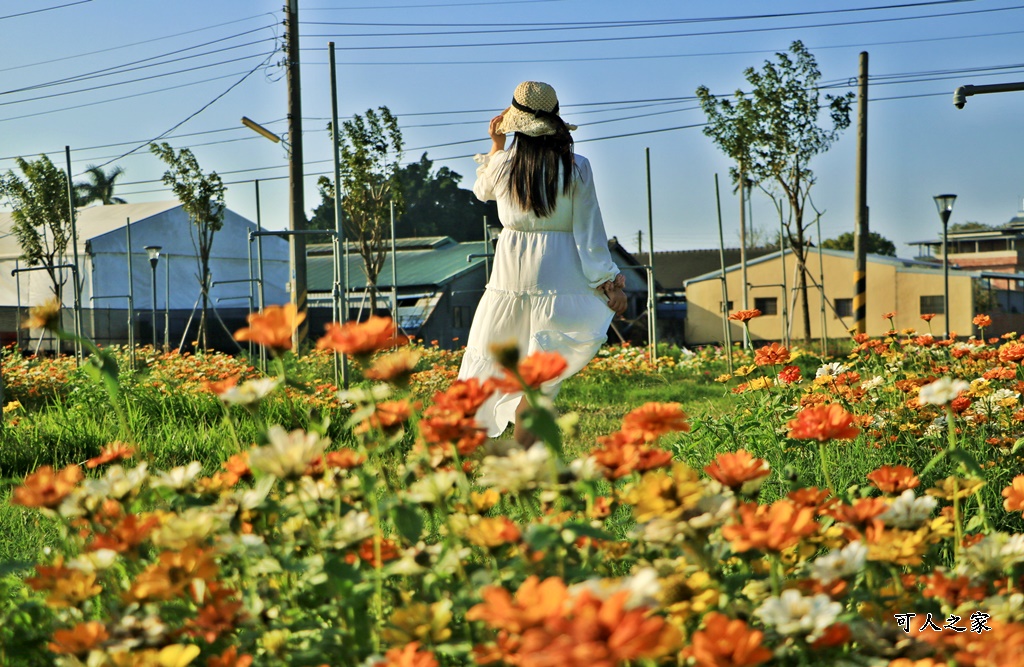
852,51,869,336
738,166,749,348
284,0,308,348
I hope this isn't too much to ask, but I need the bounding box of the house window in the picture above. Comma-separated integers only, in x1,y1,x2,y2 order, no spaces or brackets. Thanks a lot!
754,297,777,315
920,295,945,315
834,298,853,318
453,306,468,328
719,300,733,313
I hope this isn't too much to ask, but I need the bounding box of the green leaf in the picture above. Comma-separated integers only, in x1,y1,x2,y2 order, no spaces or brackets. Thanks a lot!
560,522,614,542
393,504,424,544
1011,438,1024,455
948,449,984,478
965,514,984,533
920,449,949,477
521,407,563,458
522,524,560,552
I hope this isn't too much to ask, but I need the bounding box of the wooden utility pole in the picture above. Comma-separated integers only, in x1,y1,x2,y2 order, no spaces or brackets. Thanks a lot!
852,51,869,335
285,0,308,347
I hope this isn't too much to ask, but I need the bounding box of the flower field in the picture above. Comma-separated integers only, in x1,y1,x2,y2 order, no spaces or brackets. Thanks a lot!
2,304,1024,667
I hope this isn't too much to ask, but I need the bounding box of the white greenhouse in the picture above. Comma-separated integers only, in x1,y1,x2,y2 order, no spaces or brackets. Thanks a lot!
0,201,289,350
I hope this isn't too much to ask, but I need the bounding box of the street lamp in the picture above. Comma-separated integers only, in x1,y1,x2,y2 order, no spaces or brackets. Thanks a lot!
933,195,957,338
144,245,162,348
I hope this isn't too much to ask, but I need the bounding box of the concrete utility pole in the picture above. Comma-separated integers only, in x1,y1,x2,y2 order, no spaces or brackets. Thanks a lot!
852,52,869,336
285,0,308,348
738,166,749,348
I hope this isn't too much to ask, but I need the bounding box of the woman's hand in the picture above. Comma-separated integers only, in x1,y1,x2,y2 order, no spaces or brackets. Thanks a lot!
605,287,627,316
488,114,507,154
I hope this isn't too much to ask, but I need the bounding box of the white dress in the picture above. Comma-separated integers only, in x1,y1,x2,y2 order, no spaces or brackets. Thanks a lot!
458,149,619,437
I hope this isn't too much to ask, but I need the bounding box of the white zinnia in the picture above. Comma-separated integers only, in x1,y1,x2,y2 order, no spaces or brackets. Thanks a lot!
476,443,556,493
810,541,868,585
570,568,662,609
248,425,327,478
405,470,460,505
815,362,848,379
755,589,842,642
150,461,203,491
918,377,969,406
878,490,937,529
218,377,281,406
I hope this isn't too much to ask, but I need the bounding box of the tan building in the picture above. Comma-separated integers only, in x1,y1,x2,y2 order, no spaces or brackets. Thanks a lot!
683,248,977,345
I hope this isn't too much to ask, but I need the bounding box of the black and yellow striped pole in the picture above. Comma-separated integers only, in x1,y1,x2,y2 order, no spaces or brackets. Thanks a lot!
853,52,869,335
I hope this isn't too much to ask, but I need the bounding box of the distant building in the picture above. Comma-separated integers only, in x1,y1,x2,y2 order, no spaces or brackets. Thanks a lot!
306,236,650,350
684,248,980,345
0,201,288,350
910,201,1024,291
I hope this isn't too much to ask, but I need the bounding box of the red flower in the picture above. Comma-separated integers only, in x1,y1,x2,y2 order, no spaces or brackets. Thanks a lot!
787,404,860,442
777,365,802,384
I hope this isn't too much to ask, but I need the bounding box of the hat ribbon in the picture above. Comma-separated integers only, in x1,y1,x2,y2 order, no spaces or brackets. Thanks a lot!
511,97,561,122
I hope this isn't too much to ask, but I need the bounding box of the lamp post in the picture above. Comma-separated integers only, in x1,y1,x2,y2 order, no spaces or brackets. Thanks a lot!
144,246,162,348
933,195,957,338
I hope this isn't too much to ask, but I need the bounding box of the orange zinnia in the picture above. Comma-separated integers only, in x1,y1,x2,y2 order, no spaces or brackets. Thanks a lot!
12,464,83,509
787,404,860,442
920,313,936,322
704,450,770,495
87,512,162,553
466,575,570,634
375,642,439,667
973,314,992,328
753,342,790,366
728,309,762,322
621,402,690,442
1003,474,1024,513
867,465,920,494
432,378,496,417
207,646,254,667
592,429,674,479
684,612,772,667
316,316,408,357
325,448,366,469
998,342,1024,363
48,621,109,656
86,442,136,469
493,350,568,393
722,500,819,553
419,411,487,456
127,546,219,602
233,304,304,351
354,399,416,435
364,348,422,385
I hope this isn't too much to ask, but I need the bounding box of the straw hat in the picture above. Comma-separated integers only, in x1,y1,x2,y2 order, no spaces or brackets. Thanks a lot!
496,81,577,137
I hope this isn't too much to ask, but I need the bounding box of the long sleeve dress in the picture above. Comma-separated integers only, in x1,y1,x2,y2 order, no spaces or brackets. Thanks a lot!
457,148,620,437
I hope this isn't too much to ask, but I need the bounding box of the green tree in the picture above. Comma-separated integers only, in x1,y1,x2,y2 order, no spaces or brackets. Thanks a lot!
74,165,127,206
149,143,225,350
697,41,853,342
949,221,995,233
822,231,896,256
310,152,498,241
0,155,75,301
317,107,404,312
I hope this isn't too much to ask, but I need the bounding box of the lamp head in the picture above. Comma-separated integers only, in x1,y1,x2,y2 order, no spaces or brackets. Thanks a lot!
144,245,162,266
933,194,957,225
953,87,967,109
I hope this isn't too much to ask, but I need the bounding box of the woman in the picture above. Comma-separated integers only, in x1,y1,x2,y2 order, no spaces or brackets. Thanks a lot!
458,80,627,446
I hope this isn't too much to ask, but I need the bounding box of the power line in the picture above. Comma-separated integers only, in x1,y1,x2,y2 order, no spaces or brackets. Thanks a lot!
0,50,274,109
1,13,274,73
0,0,91,21
0,69,258,125
1,27,275,96
303,5,1024,51
299,0,972,32
86,52,277,173
300,26,1024,66
304,0,567,9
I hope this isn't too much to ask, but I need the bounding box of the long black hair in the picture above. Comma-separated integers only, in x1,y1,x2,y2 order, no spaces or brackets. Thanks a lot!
504,121,574,218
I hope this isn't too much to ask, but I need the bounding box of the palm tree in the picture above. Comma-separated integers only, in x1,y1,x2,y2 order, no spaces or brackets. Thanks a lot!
74,165,127,206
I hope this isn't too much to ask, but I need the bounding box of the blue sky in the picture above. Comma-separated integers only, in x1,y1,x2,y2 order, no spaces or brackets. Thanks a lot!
2,0,1023,258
